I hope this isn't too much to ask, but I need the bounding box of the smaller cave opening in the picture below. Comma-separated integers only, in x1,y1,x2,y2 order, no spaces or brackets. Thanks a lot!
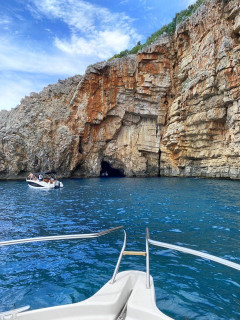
100,161,125,177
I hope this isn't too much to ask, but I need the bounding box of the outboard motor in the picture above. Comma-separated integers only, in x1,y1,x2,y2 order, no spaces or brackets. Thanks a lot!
54,180,60,189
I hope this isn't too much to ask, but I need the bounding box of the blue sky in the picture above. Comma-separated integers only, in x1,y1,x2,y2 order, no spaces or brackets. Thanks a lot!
0,0,195,111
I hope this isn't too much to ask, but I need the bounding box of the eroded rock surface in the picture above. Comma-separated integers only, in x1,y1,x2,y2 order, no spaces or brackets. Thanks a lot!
0,0,240,179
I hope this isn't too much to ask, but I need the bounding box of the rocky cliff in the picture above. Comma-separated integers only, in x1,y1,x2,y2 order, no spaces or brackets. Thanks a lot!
1,0,240,179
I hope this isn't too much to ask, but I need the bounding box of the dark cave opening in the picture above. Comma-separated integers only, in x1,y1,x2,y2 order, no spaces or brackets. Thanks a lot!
100,161,125,177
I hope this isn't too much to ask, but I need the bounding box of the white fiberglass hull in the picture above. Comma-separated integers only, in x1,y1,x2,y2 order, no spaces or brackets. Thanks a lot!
26,179,63,189
17,271,172,320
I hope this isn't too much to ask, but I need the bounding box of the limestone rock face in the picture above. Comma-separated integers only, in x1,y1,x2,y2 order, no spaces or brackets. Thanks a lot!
161,0,240,179
0,0,240,179
0,76,82,178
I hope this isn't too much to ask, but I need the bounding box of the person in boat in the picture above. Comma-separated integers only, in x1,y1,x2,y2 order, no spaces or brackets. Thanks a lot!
28,172,35,180
38,174,43,181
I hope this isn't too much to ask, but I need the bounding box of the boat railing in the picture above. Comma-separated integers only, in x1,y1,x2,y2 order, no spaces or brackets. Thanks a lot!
0,305,30,320
110,229,127,284
0,226,125,318
1,226,240,314
145,228,240,289
0,226,123,247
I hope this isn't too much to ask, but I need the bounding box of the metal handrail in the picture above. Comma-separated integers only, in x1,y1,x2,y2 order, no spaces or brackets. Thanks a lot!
0,226,123,247
0,305,30,319
146,228,240,288
146,228,150,289
0,226,125,315
110,230,127,284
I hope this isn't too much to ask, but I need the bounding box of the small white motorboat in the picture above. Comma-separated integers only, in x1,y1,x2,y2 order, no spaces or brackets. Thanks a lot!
0,227,239,320
26,172,63,189
26,178,63,189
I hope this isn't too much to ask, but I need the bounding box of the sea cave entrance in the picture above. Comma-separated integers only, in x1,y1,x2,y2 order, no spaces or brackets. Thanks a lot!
100,161,125,177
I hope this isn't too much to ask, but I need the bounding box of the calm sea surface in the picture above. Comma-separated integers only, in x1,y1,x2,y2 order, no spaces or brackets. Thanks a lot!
0,177,239,319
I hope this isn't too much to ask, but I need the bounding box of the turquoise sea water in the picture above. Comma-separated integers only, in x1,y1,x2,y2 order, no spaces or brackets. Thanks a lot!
0,177,239,319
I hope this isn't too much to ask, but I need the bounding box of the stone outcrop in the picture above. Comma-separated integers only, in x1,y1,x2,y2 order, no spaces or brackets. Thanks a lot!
0,0,240,179
0,76,82,178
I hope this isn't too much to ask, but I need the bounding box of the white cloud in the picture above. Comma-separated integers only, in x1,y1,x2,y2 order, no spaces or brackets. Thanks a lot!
31,0,135,33
0,36,88,76
55,30,132,59
0,34,89,110
0,0,141,111
185,0,196,5
30,0,141,56
0,72,45,111
0,16,13,31
0,16,12,25
0,0,141,77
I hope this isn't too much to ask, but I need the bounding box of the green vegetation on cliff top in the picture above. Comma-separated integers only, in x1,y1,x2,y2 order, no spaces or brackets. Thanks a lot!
109,0,205,60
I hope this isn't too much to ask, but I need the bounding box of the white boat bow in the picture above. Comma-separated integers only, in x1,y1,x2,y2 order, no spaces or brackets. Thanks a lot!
0,226,239,320
13,271,171,320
